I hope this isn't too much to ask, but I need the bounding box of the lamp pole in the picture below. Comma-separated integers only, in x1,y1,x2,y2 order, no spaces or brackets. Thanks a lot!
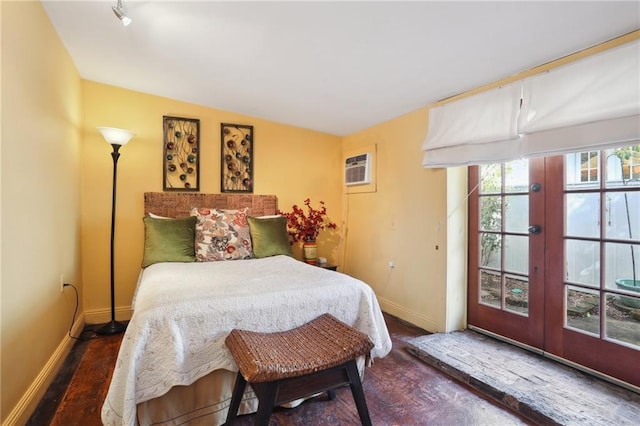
98,143,126,335
95,125,134,333
96,127,133,334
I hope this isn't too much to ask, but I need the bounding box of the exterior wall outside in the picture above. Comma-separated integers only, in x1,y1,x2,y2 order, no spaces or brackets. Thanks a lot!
1,1,82,421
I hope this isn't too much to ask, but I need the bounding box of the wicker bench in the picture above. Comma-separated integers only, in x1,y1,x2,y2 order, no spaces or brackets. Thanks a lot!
224,313,375,426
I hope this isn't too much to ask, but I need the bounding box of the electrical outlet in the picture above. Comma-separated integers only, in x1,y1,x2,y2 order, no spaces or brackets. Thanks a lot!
60,274,65,293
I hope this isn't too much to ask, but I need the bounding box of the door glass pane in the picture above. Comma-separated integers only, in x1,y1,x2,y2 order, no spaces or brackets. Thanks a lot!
605,191,639,241
479,196,501,231
480,233,501,269
565,239,599,287
504,159,528,192
505,274,529,316
605,242,640,291
504,195,528,233
480,270,501,308
566,193,600,238
605,292,640,349
566,285,600,336
480,163,501,193
566,151,600,189
504,235,528,274
604,145,640,188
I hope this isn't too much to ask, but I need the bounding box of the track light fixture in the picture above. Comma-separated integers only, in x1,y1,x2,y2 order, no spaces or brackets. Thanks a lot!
112,0,132,26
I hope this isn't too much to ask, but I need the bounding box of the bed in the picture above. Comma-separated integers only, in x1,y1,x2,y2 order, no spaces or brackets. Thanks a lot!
101,193,392,426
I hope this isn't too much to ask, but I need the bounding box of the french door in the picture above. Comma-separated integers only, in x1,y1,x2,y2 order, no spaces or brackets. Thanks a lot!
468,146,640,388
468,157,546,348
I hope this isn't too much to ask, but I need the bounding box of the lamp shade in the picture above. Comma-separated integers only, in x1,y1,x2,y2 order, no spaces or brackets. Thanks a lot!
97,127,134,145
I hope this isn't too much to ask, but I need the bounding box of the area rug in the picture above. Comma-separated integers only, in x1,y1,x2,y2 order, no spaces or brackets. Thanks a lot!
407,330,640,425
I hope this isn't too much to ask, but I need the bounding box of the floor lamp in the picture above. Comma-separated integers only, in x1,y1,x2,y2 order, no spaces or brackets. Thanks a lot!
97,126,134,335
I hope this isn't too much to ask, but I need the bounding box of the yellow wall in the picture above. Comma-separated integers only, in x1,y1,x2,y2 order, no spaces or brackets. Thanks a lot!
80,82,343,322
1,1,82,422
342,110,450,331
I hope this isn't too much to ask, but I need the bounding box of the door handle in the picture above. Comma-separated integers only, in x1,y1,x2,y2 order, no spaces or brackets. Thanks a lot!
528,225,541,234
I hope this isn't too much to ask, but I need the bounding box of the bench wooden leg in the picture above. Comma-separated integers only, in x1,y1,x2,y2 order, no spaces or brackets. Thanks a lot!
251,382,278,426
346,360,372,426
225,372,247,426
228,360,371,426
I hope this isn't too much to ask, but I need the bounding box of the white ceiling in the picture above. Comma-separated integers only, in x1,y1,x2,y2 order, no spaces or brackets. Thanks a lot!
42,1,639,136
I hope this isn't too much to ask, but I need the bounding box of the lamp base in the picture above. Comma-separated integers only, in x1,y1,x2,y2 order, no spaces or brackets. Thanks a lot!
97,320,126,335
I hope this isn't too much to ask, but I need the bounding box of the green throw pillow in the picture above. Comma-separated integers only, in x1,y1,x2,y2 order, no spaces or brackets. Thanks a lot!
247,216,293,258
142,216,197,267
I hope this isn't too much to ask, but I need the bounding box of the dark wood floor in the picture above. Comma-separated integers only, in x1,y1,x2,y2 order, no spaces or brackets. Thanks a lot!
29,314,531,425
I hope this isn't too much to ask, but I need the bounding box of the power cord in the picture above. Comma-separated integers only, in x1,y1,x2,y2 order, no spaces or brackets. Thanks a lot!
63,283,98,341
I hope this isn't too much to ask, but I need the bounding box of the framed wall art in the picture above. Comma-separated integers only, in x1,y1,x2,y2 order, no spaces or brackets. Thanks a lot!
221,123,253,193
163,116,200,191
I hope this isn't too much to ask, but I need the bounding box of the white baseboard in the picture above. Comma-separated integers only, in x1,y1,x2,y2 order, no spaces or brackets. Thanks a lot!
2,313,86,426
84,306,133,325
378,297,439,333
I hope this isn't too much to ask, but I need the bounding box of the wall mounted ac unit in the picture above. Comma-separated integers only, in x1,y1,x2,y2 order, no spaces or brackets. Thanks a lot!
345,153,371,186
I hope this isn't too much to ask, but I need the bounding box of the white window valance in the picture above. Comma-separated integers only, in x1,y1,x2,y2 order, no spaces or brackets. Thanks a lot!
421,82,522,167
520,114,640,158
518,40,640,134
422,38,640,168
422,82,522,149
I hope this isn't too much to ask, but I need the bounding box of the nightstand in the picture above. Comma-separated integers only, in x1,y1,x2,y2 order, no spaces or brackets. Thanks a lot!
316,263,337,271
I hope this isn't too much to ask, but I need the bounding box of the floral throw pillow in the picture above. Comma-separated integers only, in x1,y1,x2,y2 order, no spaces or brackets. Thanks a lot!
191,207,252,261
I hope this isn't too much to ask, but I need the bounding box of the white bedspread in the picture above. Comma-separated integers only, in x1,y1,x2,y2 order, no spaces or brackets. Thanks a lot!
101,255,392,425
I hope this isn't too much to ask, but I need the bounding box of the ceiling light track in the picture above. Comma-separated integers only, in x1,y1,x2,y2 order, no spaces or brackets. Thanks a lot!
112,0,132,26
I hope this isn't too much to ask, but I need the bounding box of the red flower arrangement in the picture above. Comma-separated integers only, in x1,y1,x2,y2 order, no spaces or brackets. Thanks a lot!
278,198,337,243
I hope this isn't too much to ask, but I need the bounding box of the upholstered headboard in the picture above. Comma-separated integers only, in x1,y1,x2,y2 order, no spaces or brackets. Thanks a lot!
144,192,278,217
